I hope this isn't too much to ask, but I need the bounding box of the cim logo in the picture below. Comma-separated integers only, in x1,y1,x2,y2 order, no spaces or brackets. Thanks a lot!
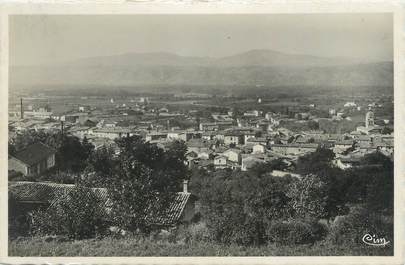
362,234,390,246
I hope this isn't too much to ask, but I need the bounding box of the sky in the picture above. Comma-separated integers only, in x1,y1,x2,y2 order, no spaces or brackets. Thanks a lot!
9,13,393,66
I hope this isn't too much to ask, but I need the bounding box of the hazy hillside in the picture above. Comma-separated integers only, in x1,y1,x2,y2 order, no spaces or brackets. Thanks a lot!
10,50,393,90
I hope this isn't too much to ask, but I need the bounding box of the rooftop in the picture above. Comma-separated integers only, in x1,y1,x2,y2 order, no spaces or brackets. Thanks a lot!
9,181,194,226
11,142,56,166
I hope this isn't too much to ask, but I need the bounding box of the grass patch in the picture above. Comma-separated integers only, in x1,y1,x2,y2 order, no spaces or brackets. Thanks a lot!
9,236,393,256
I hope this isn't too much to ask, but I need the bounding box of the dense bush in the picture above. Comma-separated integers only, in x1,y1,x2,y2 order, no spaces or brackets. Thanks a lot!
266,219,327,245
31,185,108,240
194,168,294,246
108,137,187,233
8,193,31,238
328,205,393,245
170,222,212,244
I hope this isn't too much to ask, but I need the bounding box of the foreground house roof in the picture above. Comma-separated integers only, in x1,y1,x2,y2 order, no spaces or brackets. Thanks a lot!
9,181,194,226
8,181,108,204
11,142,56,167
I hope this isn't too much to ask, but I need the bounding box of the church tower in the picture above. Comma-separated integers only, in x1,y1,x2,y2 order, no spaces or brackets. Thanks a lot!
365,111,374,128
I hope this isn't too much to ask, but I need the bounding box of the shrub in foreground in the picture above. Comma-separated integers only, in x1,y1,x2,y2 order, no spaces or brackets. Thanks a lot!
31,185,108,239
328,205,393,245
266,219,327,245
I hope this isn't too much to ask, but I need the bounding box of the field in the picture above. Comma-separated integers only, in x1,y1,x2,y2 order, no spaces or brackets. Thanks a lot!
9,237,393,256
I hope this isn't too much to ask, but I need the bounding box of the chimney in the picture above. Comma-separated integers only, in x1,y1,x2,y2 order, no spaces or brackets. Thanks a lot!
20,98,23,119
183,179,189,193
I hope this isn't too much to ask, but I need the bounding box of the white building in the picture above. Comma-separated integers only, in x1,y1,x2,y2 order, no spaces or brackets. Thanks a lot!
252,144,266,154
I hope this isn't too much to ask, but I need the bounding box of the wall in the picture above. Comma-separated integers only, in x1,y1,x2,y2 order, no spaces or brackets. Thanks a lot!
8,158,28,175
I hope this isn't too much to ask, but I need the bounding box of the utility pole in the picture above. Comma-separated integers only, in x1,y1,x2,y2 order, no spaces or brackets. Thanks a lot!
58,120,64,179
61,121,64,138
20,98,24,119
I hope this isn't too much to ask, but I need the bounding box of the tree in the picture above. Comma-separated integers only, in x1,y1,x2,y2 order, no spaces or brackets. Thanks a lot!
83,145,116,187
197,169,293,245
31,184,107,239
249,158,289,177
295,146,334,176
57,135,94,174
11,130,60,152
108,136,187,233
344,152,394,214
381,126,393,135
295,147,349,219
8,142,16,156
286,174,328,219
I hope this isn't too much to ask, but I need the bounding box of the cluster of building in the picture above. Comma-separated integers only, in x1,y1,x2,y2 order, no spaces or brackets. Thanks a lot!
7,96,394,233
8,95,393,177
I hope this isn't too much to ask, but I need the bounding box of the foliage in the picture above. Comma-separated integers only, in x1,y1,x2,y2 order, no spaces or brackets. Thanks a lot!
83,145,117,187
248,158,289,176
9,130,95,176
381,126,393,135
107,136,188,232
9,130,61,153
295,147,335,175
266,219,327,245
173,222,212,243
8,193,31,238
294,147,349,219
195,168,294,245
57,136,94,174
30,185,107,240
286,174,328,219
343,152,394,214
9,235,393,256
327,205,393,245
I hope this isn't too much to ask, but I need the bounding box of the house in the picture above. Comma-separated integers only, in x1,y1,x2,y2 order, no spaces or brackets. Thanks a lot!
186,139,213,153
214,155,228,169
23,107,53,120
271,143,318,156
197,148,214,160
145,132,168,142
344,102,357,107
9,180,198,228
252,143,266,154
356,126,382,135
91,127,136,140
9,142,56,176
241,155,266,171
199,121,233,131
244,110,259,117
224,131,244,146
222,148,241,163
199,122,219,131
78,106,90,112
63,112,88,124
213,155,239,170
246,137,267,145
334,140,354,149
69,126,91,139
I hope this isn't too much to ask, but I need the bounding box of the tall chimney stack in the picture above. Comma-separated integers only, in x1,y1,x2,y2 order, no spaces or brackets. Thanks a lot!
20,98,23,119
183,179,189,193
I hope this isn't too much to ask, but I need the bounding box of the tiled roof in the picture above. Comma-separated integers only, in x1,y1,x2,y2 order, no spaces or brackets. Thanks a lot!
11,142,56,166
147,192,192,226
9,181,192,226
9,181,108,204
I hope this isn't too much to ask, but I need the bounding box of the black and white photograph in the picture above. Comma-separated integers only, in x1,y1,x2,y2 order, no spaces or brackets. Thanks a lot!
3,8,400,259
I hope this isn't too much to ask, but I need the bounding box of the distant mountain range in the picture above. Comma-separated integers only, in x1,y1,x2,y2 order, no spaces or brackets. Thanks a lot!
10,49,393,89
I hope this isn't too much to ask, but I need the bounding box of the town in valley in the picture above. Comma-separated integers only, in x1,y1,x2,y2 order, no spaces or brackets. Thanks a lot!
7,13,394,256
